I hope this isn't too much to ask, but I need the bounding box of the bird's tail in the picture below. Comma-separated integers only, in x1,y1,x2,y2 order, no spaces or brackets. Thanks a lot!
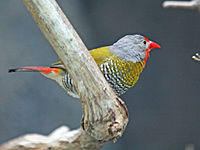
8,66,63,75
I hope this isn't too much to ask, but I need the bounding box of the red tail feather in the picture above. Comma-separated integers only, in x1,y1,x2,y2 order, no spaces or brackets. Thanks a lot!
8,67,61,75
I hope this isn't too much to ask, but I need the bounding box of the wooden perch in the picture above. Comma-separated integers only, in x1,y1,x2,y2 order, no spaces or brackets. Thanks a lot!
162,0,200,11
0,0,128,149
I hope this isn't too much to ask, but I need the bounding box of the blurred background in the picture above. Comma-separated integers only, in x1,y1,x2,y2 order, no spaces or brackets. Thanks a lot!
0,0,200,150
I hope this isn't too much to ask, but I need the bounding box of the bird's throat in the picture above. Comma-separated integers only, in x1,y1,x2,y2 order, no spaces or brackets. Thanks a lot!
144,49,150,67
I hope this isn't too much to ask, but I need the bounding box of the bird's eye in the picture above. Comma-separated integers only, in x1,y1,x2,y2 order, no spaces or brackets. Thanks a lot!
143,41,146,45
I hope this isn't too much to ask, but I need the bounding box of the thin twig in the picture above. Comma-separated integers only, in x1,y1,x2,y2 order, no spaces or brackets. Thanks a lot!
192,52,200,62
162,0,200,11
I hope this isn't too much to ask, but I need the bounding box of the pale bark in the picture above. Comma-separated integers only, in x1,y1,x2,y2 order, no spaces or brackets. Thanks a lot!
0,0,128,149
0,126,105,150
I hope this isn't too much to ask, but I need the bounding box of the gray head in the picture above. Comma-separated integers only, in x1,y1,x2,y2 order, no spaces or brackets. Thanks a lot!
109,34,160,63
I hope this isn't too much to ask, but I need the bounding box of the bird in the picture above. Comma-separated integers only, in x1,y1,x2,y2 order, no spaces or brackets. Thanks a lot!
8,34,160,98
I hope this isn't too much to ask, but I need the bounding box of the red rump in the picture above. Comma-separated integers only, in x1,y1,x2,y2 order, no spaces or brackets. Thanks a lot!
25,67,53,74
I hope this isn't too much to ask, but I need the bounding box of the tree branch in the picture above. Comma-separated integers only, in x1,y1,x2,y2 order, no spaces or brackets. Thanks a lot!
0,126,106,150
162,0,200,11
0,0,128,149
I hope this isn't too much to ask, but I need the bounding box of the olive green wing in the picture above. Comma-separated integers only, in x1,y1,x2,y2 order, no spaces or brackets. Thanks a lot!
51,46,113,68
89,46,114,67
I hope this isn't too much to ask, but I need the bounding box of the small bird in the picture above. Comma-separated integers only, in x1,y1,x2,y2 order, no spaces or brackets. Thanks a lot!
9,34,160,98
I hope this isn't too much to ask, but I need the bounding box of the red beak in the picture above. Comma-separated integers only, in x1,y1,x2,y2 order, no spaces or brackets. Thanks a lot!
149,41,161,49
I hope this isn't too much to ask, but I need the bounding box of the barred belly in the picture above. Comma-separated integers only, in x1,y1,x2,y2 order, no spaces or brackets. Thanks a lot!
62,73,79,98
100,58,144,96
62,58,144,97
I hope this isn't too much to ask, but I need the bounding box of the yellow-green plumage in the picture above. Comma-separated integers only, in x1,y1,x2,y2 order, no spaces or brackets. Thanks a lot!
90,47,145,95
57,46,145,97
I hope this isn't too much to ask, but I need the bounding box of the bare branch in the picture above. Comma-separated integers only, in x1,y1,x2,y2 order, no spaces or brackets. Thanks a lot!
0,0,128,149
0,126,105,150
162,1,200,60
162,0,200,11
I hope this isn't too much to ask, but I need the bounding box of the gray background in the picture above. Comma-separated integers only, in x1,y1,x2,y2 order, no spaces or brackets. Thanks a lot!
1,0,200,150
